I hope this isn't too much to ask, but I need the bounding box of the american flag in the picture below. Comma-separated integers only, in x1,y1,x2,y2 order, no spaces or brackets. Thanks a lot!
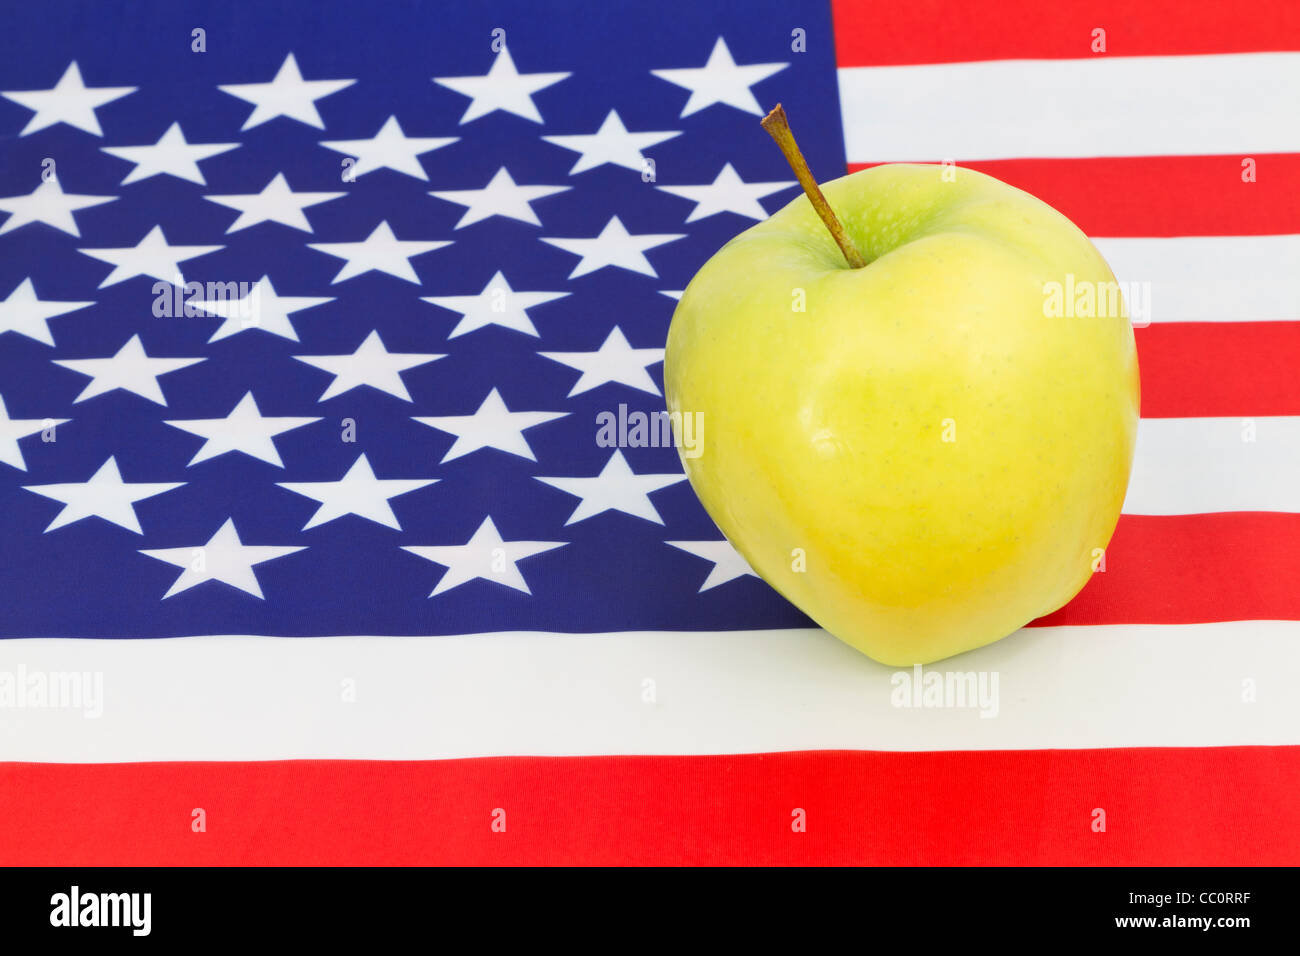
1,0,1297,865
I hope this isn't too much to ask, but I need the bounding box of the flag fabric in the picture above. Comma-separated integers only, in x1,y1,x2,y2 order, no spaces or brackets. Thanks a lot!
1,0,1297,865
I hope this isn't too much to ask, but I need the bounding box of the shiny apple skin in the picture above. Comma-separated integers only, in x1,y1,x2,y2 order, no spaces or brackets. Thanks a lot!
664,164,1139,666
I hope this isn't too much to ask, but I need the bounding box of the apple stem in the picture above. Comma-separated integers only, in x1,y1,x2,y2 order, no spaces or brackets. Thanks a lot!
761,104,868,269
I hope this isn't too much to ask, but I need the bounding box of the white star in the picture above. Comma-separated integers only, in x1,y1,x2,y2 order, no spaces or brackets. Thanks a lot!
430,166,569,229
434,46,569,124
536,451,685,525
0,395,67,471
188,274,334,344
651,37,787,117
421,270,568,339
54,334,204,405
219,53,355,131
140,518,304,599
23,456,182,533
541,216,683,279
539,327,665,397
0,278,93,346
658,163,795,222
542,110,681,175
294,330,444,402
164,392,321,467
319,115,457,181
205,171,344,233
413,388,567,464
277,453,437,531
0,175,115,237
665,539,760,591
659,290,684,301
403,516,565,597
2,61,135,136
100,122,239,185
308,220,450,284
78,225,223,289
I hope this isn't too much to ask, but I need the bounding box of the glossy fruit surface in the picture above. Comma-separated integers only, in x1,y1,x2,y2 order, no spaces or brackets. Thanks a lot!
665,164,1139,665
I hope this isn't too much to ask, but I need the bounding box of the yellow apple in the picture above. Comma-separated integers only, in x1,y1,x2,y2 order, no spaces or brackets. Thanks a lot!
664,161,1139,665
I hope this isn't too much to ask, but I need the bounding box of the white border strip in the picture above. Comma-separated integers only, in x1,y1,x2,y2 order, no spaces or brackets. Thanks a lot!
1126,416,1300,515
838,52,1300,162
1096,235,1300,323
1,621,1295,761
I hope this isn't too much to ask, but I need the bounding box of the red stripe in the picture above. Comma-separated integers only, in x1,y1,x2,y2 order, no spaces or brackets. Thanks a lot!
831,0,1300,66
2,749,1296,865
848,156,1300,237
1136,322,1300,418
1033,514,1300,626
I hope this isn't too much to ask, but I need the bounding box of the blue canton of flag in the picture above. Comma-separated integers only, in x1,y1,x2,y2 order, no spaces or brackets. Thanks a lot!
0,0,844,638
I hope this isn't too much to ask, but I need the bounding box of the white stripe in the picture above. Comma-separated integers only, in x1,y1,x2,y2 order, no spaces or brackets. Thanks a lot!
1,621,1295,761
838,52,1300,162
1096,235,1300,323
1125,416,1300,515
